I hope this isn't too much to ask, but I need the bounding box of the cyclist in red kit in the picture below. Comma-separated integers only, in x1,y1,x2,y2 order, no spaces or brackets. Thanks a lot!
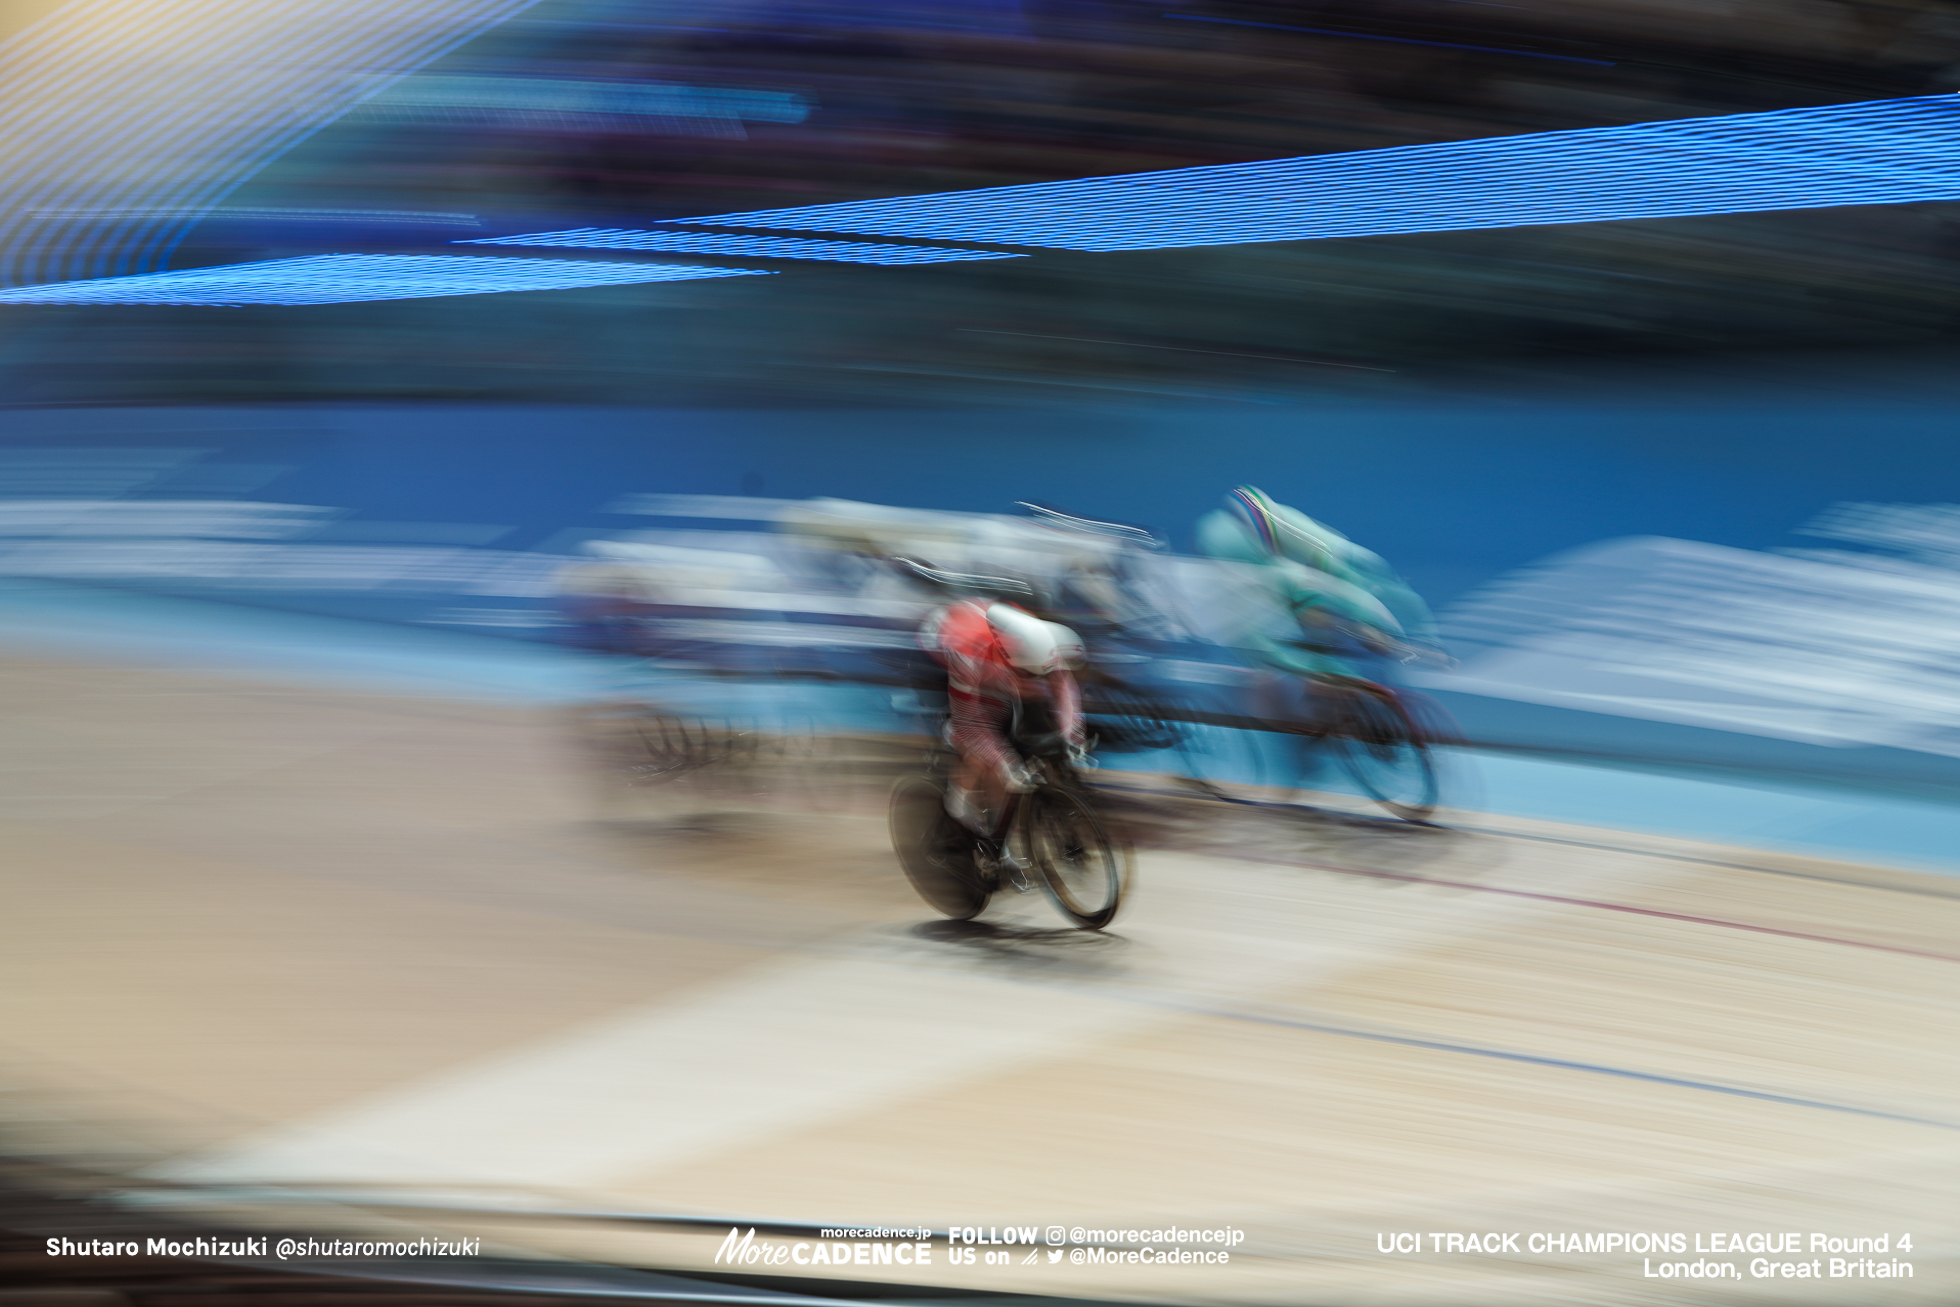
903,564,1087,854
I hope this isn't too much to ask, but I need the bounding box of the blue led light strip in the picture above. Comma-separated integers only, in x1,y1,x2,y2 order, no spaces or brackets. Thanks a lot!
0,0,547,287
679,95,1960,251
0,253,770,306
459,227,1025,264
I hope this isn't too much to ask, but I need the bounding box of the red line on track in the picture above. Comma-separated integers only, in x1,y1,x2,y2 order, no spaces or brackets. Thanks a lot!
1185,842,1960,964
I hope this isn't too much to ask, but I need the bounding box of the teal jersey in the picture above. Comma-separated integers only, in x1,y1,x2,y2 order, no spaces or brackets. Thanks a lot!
1195,500,1438,676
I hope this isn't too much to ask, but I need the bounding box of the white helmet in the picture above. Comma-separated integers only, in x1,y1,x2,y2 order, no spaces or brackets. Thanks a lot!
986,603,1082,674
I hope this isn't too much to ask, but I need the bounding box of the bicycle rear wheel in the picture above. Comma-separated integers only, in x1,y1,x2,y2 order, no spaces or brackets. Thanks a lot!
1172,718,1268,802
564,701,702,816
1327,688,1438,821
1085,683,1184,755
888,775,991,920
1027,784,1127,931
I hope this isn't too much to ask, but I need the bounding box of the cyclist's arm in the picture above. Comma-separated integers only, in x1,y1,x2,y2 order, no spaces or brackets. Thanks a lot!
1044,669,1085,749
1284,566,1402,636
1342,548,1442,650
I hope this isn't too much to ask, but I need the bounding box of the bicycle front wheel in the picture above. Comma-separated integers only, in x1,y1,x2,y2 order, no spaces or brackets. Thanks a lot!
889,775,990,920
1027,784,1127,931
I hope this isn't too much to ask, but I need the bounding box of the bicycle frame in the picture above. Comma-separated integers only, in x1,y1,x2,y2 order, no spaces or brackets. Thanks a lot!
896,729,1126,930
939,742,1053,855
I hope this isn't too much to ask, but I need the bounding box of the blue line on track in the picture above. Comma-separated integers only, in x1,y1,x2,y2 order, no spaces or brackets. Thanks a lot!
1147,995,1959,1131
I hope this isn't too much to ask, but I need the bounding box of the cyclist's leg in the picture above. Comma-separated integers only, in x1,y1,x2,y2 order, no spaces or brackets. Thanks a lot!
946,683,1015,835
1248,668,1316,730
1246,668,1340,799
946,750,987,833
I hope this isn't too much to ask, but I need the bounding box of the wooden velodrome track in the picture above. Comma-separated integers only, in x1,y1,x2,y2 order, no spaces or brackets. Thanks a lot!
1,652,1954,1305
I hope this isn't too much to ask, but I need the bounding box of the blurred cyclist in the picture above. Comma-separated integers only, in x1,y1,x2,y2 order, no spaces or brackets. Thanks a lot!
1195,487,1443,709
901,561,1087,863
1017,501,1176,648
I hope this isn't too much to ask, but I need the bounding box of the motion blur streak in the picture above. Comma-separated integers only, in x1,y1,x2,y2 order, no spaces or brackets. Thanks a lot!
685,96,1960,252
460,228,1025,265
0,0,544,287
350,72,810,138
0,253,771,305
1160,12,1618,65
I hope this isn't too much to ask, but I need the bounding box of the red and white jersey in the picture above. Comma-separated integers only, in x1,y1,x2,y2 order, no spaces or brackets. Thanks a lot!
921,600,1083,684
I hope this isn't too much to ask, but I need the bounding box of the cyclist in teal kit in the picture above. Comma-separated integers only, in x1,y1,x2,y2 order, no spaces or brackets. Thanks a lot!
1194,485,1442,682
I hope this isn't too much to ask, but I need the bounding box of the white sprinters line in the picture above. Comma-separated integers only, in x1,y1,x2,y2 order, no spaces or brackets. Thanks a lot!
156,842,1666,1192
160,953,1130,1188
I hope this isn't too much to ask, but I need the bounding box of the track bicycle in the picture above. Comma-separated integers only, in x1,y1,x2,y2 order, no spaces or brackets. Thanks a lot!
1078,666,1261,801
1275,674,1450,822
888,728,1129,931
1079,665,1451,824
566,698,820,815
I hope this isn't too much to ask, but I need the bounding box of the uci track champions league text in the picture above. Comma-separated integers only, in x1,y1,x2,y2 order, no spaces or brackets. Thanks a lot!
1375,1229,1916,1282
714,1223,1244,1274
712,1223,1925,1285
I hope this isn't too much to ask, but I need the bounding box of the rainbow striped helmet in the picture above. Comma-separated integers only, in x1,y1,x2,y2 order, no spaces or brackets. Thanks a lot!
1227,486,1284,557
